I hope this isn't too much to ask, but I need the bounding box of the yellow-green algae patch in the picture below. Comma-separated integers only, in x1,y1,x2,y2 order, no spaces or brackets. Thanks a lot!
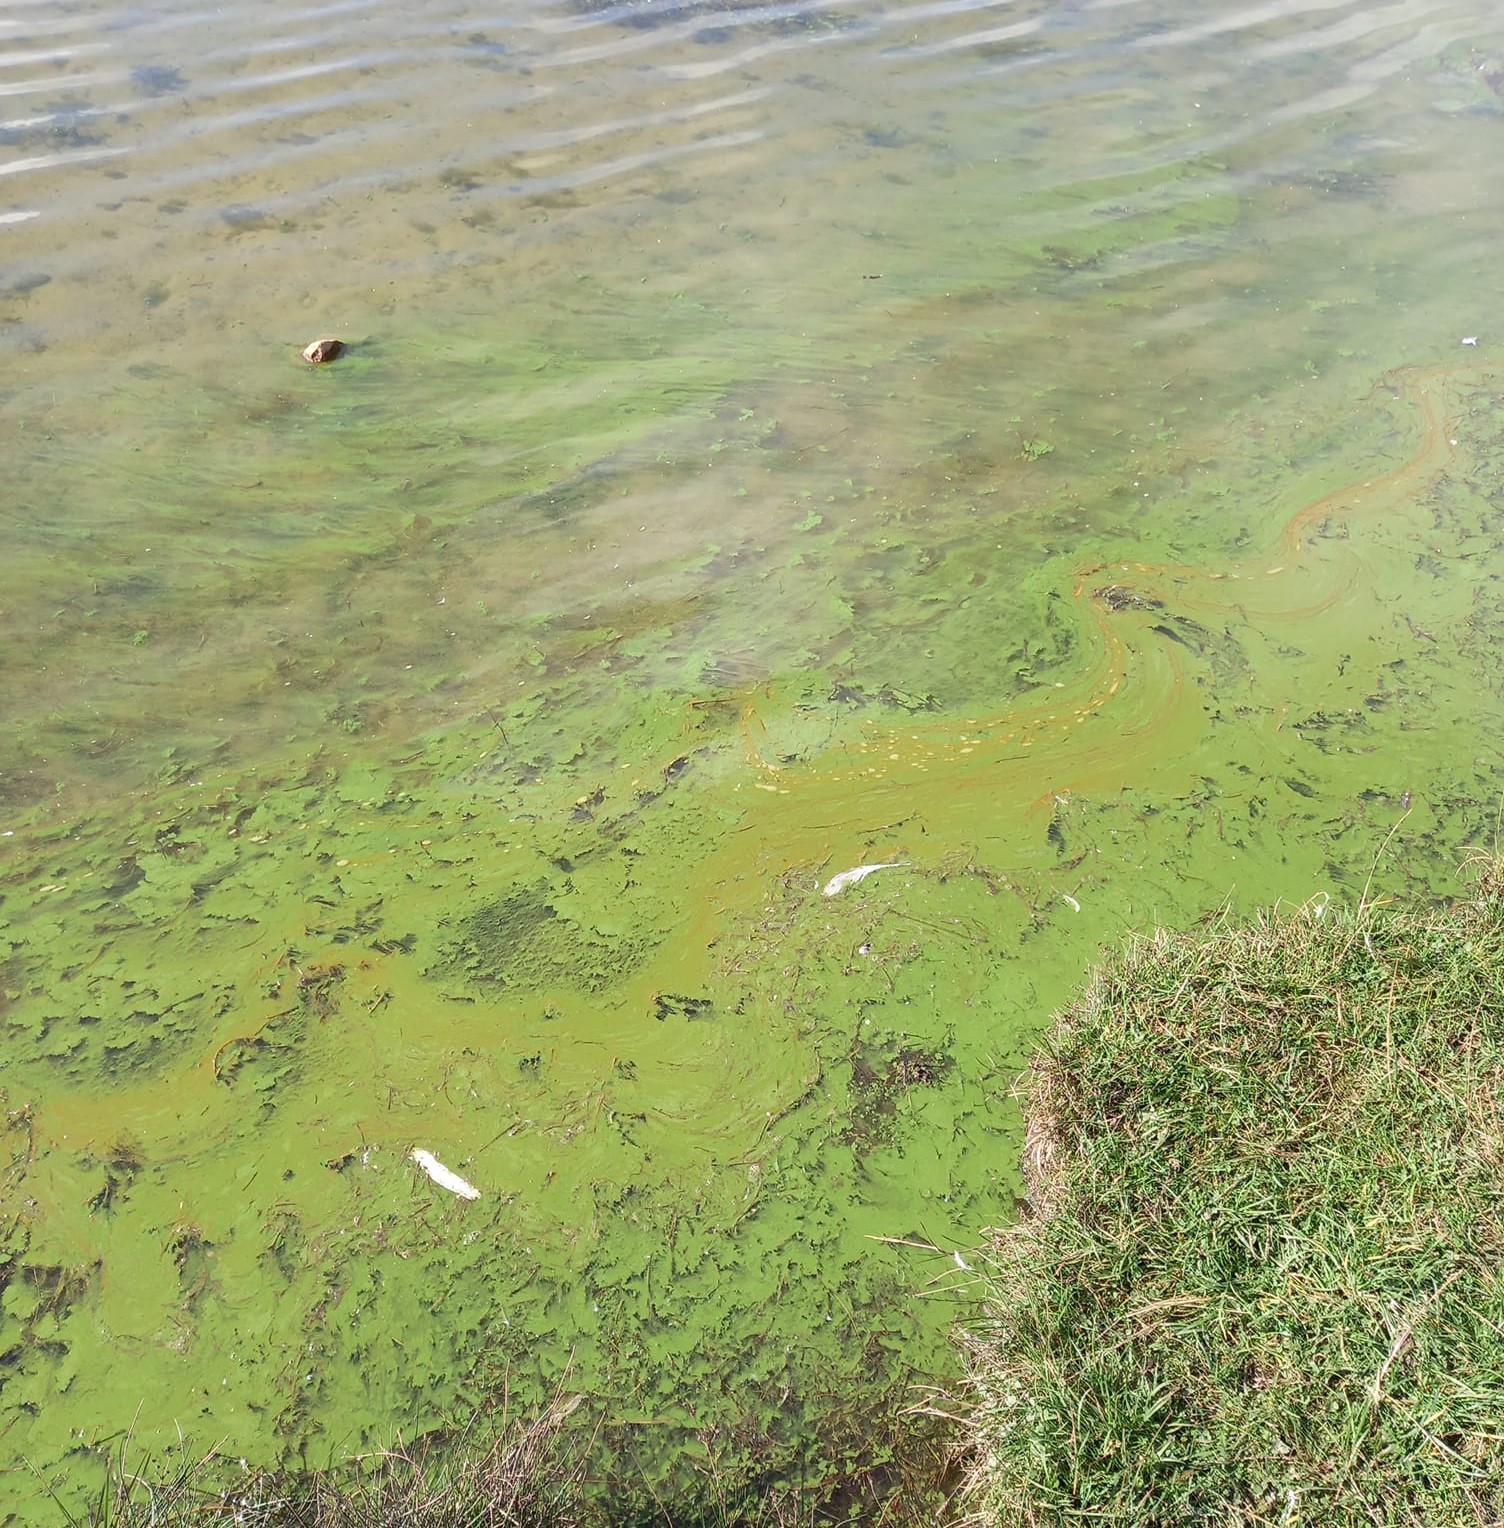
1,748,1038,1507
7,358,1504,1516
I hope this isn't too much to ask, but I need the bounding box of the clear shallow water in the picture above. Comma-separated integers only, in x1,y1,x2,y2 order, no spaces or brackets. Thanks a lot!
5,0,1504,1513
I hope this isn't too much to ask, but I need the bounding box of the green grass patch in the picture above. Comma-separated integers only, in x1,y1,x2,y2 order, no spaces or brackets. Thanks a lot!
961,857,1504,1527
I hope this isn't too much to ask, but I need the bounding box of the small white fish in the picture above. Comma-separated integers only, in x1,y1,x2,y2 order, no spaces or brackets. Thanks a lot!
1061,893,1081,913
1462,336,1479,346
821,862,904,897
410,1148,481,1200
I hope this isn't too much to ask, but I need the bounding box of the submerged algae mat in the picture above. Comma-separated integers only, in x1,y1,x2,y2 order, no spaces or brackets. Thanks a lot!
7,358,1504,1516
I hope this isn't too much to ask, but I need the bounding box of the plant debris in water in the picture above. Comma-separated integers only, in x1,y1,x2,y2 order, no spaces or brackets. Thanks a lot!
51,1386,956,1527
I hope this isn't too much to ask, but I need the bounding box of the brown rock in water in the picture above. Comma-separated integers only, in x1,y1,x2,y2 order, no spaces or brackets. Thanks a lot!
301,337,344,364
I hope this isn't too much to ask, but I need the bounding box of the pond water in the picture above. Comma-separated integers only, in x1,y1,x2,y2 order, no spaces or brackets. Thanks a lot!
5,0,1504,1514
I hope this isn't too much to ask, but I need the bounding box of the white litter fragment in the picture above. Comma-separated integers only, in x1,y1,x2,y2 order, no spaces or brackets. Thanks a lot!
410,1148,481,1200
821,862,904,897
1061,893,1082,913
1462,336,1479,346
954,1250,971,1272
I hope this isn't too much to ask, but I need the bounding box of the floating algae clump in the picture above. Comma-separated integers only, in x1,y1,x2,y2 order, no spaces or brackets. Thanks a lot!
436,877,656,993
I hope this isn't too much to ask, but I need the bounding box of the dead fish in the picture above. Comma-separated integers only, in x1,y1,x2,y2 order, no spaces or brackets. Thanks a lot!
410,1148,480,1200
822,862,904,897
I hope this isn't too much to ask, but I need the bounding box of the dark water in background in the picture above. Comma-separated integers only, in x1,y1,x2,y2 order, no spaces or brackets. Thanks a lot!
6,0,1504,1513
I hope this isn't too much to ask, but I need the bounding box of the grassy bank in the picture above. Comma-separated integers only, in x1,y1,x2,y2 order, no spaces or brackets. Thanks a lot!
960,858,1504,1526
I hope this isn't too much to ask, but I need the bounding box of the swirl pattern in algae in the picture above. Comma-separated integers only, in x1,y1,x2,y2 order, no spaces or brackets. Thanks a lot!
733,363,1472,838
5,361,1504,1517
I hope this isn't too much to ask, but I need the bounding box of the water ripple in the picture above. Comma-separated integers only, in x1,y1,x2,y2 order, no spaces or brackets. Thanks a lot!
0,0,1499,386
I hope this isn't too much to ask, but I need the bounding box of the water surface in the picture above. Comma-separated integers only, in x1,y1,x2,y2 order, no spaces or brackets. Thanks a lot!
5,0,1504,1513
